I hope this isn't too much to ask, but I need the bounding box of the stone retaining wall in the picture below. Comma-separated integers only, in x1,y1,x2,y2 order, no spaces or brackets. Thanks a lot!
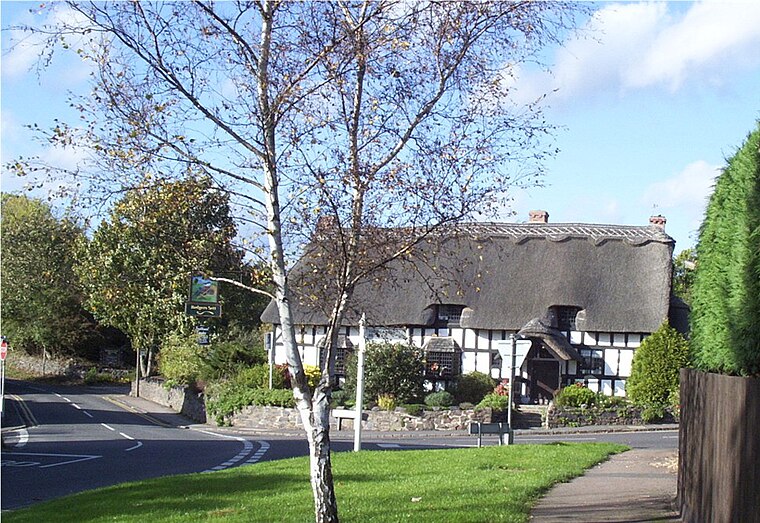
131,378,493,431
9,352,78,376
547,404,678,428
225,405,492,431
132,377,207,423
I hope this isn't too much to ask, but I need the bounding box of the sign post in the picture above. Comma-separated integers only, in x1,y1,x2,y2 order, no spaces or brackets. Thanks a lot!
496,335,531,445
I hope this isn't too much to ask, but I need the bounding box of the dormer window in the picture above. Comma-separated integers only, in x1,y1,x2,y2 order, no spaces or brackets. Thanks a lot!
437,305,464,326
550,306,581,331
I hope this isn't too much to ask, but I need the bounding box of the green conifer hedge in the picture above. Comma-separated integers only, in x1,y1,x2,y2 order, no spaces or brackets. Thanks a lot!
690,122,760,375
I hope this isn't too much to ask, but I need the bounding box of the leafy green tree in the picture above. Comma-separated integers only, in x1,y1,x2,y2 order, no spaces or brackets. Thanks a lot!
690,122,760,375
0,194,94,357
627,323,690,415
75,177,243,375
672,248,697,308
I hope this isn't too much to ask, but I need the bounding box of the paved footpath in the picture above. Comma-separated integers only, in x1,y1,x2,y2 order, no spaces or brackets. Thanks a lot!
530,448,681,522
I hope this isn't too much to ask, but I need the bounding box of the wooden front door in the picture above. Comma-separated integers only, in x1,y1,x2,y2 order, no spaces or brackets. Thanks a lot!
528,359,560,404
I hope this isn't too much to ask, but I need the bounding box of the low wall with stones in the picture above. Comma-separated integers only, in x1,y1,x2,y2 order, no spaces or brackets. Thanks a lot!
9,352,79,376
132,377,207,423
547,404,678,428
225,405,493,432
130,378,493,432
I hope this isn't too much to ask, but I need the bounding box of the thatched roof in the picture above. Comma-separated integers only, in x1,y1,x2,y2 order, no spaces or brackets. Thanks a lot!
261,221,675,333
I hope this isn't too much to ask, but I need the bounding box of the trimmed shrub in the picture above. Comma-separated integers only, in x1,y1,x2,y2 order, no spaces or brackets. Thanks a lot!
476,393,510,412
454,371,496,404
344,342,425,404
691,122,760,375
626,323,690,412
424,391,455,407
554,383,597,408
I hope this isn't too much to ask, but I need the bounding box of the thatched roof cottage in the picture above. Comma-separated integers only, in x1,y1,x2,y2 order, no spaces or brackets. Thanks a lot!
262,211,686,402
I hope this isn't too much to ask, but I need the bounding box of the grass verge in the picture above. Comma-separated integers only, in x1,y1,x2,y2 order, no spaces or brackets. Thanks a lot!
5,442,627,523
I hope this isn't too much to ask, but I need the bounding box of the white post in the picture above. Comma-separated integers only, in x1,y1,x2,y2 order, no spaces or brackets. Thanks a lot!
506,334,517,445
354,314,367,452
266,331,274,390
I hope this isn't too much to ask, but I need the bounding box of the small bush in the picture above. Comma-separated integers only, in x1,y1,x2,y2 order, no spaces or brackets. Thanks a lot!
595,394,627,409
627,323,690,411
454,372,496,404
400,404,424,416
200,339,266,381
424,391,455,407
232,364,288,390
303,364,322,390
476,393,510,412
330,389,353,407
641,405,666,423
554,383,597,407
158,333,207,387
377,394,397,411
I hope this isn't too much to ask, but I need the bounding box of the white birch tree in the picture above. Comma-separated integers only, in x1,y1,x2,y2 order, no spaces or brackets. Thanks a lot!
6,2,586,521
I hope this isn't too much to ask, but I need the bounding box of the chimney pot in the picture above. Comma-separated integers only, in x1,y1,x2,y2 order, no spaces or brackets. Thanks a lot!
649,215,666,229
529,210,549,224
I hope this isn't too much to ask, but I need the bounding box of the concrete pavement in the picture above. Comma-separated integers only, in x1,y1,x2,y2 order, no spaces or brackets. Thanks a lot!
530,448,680,522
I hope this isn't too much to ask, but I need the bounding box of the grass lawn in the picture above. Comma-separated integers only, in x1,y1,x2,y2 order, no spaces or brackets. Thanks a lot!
5,442,627,523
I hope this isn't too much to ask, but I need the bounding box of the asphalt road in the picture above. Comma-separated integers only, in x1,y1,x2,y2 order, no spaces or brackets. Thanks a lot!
1,380,679,511
1,381,273,510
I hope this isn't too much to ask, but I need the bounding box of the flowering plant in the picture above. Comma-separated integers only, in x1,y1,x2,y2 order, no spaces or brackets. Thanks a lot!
493,379,510,397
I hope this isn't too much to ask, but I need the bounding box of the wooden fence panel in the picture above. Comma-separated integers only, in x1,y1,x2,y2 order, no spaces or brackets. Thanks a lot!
679,369,760,522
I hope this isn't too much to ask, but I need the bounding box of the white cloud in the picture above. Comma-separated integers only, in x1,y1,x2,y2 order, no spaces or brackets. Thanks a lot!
2,4,96,85
641,160,719,245
512,1,760,103
642,160,718,211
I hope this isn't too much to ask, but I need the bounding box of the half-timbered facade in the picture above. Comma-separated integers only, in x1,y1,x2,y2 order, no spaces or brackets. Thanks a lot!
261,211,686,403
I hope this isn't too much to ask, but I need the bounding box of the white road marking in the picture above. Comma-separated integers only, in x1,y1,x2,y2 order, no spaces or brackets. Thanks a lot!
72,404,82,410
119,432,135,440
101,423,116,432
196,430,269,472
83,411,93,418
126,441,143,452
5,452,102,469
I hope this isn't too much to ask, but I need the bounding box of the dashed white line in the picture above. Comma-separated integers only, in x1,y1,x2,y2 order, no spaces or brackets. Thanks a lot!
126,441,143,452
119,432,135,441
101,423,116,432
196,430,269,473
83,411,94,418
245,441,270,464
72,404,82,410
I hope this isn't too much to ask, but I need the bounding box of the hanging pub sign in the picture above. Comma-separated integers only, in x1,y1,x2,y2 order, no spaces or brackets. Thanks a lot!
185,274,222,318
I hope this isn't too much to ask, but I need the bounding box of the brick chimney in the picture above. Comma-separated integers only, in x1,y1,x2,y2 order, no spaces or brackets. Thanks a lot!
529,210,549,223
649,215,666,229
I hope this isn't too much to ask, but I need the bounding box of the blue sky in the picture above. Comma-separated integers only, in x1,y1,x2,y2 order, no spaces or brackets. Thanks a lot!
2,1,760,252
